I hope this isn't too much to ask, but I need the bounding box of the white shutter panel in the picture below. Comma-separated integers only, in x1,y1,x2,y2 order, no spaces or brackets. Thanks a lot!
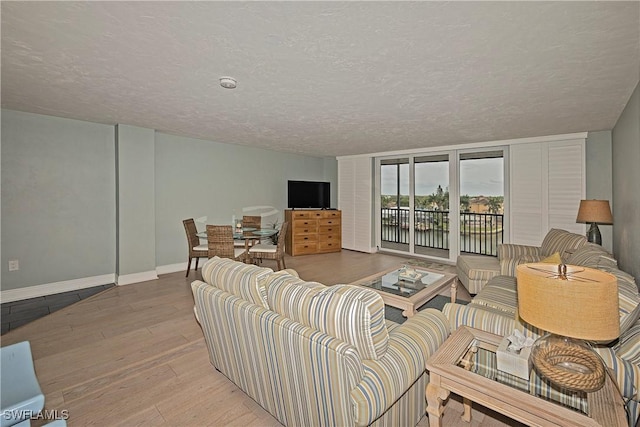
338,158,356,249
510,143,546,246
338,157,374,252
509,138,585,246
548,140,585,234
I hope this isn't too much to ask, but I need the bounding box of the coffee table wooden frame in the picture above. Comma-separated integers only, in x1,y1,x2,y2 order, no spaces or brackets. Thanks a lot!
425,326,627,427
350,265,457,318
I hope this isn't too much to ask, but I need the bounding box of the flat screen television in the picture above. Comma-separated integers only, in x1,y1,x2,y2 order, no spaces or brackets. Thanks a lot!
287,180,331,209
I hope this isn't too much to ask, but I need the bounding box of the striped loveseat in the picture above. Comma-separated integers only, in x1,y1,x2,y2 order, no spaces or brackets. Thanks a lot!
192,257,451,426
444,241,640,426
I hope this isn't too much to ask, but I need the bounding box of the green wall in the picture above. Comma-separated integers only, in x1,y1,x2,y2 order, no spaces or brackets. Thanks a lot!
585,131,613,252
154,132,335,267
116,125,157,277
612,82,640,284
1,110,116,290
3,103,635,294
1,109,337,294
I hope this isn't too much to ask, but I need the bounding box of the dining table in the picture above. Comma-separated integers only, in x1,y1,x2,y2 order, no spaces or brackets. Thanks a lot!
197,227,277,263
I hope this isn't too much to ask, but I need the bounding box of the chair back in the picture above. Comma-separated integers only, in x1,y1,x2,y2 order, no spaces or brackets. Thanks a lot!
276,222,289,254
207,225,236,259
242,215,261,229
183,219,200,252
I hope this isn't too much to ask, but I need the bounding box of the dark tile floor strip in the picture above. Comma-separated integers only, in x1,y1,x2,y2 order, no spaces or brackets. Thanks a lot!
1,284,115,335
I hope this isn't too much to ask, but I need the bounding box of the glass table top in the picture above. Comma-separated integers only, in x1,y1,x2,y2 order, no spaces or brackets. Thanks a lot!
459,338,589,416
358,266,445,297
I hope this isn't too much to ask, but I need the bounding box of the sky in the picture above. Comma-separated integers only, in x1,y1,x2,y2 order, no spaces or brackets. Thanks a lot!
381,158,504,197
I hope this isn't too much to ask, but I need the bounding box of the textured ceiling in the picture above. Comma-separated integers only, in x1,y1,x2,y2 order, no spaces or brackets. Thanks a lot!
2,2,639,157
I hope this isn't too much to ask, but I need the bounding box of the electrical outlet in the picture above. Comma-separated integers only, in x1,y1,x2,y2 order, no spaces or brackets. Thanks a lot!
8,260,19,271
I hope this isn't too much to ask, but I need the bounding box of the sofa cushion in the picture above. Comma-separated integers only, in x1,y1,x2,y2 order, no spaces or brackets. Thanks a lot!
615,319,640,363
267,275,388,360
471,275,518,313
596,266,640,335
539,228,587,258
201,257,274,307
566,243,618,269
456,255,500,294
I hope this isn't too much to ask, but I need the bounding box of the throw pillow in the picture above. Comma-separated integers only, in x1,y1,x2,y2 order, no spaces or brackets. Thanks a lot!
540,252,562,264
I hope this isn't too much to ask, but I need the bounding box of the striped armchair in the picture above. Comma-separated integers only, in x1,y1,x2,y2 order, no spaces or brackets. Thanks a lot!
444,243,640,426
192,257,451,426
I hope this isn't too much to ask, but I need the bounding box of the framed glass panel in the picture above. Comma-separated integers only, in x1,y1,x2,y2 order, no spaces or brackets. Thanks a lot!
459,150,504,256
380,158,409,252
414,155,450,258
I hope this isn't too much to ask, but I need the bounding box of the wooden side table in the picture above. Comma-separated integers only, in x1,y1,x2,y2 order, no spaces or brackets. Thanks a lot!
425,327,627,427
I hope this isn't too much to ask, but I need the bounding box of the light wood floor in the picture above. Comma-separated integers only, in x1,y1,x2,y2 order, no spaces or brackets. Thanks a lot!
1,250,520,426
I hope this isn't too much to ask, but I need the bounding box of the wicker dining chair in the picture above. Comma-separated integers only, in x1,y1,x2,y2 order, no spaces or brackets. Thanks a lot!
207,225,247,261
183,218,208,277
232,215,261,248
242,215,264,245
242,215,261,229
248,222,288,270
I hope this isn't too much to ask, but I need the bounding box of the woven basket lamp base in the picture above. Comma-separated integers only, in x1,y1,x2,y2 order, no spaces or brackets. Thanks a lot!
531,335,605,393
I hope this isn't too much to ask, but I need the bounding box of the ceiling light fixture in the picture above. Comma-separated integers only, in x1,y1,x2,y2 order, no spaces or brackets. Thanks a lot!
219,77,237,89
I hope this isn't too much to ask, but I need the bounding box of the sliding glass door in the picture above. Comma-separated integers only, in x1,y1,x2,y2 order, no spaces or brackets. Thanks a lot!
377,148,505,261
379,154,452,257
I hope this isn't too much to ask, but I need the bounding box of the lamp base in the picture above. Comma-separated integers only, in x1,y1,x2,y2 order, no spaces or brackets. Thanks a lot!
530,334,605,392
586,222,602,245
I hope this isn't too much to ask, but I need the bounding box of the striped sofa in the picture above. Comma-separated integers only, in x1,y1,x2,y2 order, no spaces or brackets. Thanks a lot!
444,242,640,426
191,257,451,427
456,228,588,294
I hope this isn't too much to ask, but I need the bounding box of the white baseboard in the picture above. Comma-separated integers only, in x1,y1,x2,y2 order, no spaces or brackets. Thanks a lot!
0,274,116,304
156,262,188,275
116,270,158,286
1,262,200,303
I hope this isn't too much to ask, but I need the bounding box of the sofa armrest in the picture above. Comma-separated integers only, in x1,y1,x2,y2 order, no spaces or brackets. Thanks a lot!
617,322,640,364
442,302,516,337
499,254,542,276
350,309,450,426
594,346,640,406
497,243,541,261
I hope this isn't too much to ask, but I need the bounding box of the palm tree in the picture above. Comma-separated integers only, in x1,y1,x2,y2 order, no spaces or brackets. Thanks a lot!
460,194,471,213
486,196,503,214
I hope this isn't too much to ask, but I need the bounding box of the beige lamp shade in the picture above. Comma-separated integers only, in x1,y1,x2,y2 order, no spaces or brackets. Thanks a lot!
516,263,619,342
576,199,613,224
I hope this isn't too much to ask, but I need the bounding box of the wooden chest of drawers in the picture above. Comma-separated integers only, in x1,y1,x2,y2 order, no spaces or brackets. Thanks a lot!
285,209,342,256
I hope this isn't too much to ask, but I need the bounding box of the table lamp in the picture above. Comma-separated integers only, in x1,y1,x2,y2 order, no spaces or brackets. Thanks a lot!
516,263,618,392
576,199,613,245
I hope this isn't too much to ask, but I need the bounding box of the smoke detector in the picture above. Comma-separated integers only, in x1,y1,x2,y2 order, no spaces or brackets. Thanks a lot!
219,77,237,89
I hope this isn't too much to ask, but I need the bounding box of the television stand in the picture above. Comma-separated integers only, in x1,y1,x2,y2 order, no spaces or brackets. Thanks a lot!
285,209,342,256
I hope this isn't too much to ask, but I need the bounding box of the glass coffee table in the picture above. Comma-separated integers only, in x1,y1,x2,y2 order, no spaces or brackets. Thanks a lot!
350,265,457,318
425,326,627,427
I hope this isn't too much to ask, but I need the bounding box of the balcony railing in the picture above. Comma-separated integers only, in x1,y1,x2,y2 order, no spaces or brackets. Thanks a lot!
381,208,504,256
